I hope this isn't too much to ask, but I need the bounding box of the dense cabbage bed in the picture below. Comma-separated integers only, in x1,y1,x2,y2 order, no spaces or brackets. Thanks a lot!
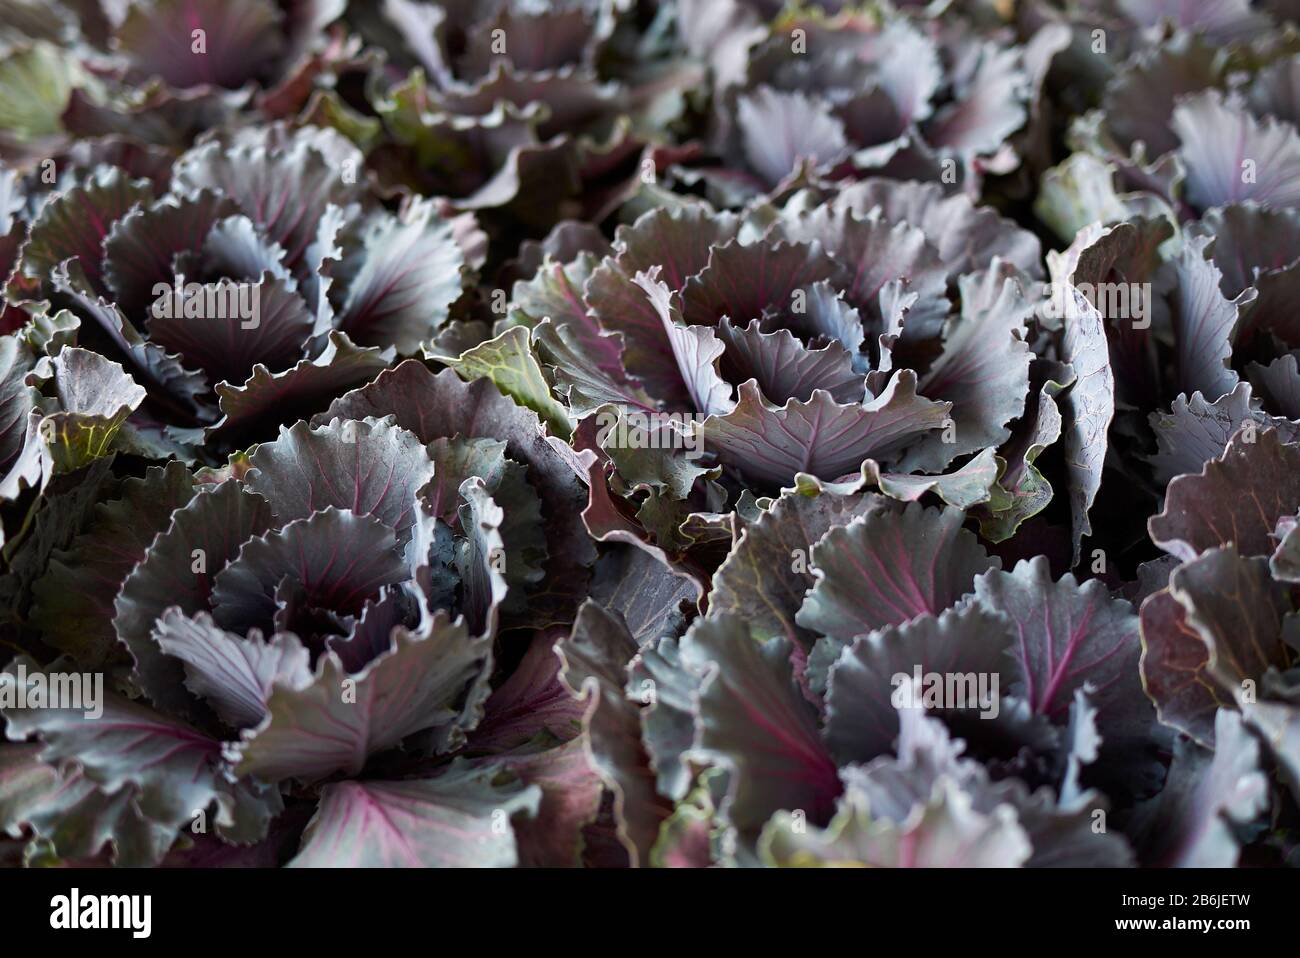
0,0,1297,868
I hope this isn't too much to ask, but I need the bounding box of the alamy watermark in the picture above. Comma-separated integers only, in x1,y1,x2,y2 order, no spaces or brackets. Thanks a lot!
890,666,1000,719
594,409,706,458
50,889,151,938
1038,281,1152,329
151,278,261,329
0,662,103,719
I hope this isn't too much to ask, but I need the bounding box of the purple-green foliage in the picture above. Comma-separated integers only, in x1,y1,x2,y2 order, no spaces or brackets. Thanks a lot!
0,0,1295,869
